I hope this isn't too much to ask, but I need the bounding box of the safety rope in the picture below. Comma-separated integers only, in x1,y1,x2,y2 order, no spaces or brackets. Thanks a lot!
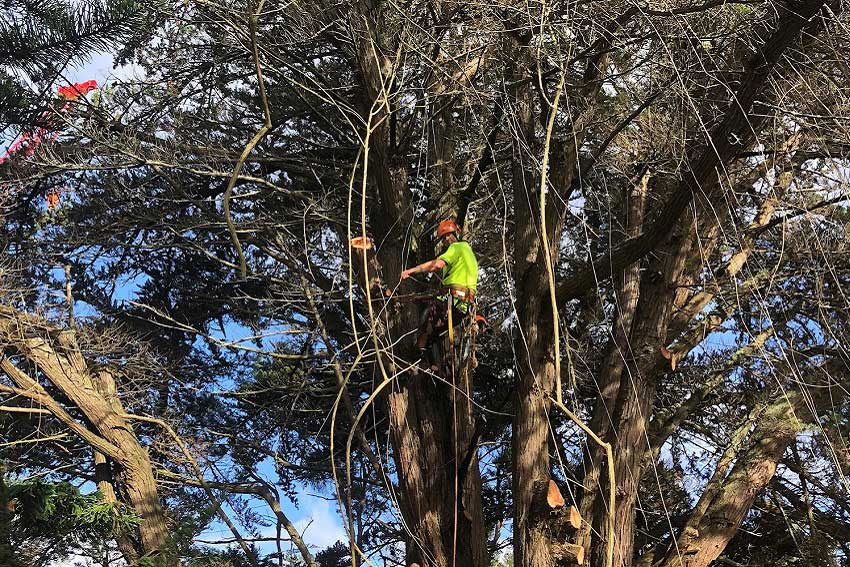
447,295,458,567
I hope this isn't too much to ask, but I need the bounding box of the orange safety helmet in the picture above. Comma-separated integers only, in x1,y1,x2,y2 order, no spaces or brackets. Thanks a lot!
436,219,460,239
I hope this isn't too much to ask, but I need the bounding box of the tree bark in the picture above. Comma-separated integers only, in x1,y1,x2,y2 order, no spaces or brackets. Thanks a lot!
348,5,488,565
573,3,830,564
577,169,649,552
510,19,613,565
508,30,561,567
0,312,174,565
654,391,808,567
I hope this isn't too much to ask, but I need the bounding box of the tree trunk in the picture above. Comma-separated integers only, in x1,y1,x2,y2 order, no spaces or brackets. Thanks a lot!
89,368,172,565
585,200,718,567
387,364,487,567
348,6,488,564
94,449,140,564
577,170,649,553
0,314,174,566
575,3,830,562
654,391,808,567
511,284,556,567
507,29,562,567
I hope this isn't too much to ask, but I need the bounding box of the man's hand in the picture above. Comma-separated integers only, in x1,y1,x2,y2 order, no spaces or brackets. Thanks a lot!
401,268,415,280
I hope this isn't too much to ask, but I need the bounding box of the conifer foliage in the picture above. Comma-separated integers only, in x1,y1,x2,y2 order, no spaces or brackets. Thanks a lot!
2,1,850,567
0,0,145,130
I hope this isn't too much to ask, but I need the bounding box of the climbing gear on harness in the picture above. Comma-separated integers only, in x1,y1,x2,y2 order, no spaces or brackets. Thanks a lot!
415,288,475,351
442,285,475,303
436,285,475,314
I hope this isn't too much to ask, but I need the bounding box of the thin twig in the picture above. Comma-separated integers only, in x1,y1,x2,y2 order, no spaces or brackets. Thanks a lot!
223,0,273,279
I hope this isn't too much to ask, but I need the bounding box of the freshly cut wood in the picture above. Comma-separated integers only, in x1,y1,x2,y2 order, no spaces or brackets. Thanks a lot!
566,543,585,565
569,505,582,529
660,346,677,370
350,236,373,250
547,479,566,509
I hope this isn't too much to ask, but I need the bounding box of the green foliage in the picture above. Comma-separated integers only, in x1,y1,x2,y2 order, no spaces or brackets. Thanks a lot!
0,0,152,129
0,74,37,128
185,544,277,567
315,541,350,567
0,475,140,567
490,554,514,567
0,0,145,74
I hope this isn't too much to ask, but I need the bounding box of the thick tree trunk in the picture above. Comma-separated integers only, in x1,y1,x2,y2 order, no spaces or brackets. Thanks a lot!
94,449,141,563
509,27,604,566
585,199,720,567
654,391,808,567
45,347,172,565
387,362,487,567
89,368,172,565
348,7,488,564
577,170,649,553
0,313,174,565
511,263,557,566
507,31,562,567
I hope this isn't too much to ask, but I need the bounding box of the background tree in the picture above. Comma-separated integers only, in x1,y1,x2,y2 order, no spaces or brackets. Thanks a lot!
0,0,148,132
0,475,139,567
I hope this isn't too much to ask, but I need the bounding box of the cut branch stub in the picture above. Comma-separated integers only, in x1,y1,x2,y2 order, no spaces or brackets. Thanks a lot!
553,542,586,565
350,236,373,250
660,346,677,370
569,505,582,529
547,479,566,509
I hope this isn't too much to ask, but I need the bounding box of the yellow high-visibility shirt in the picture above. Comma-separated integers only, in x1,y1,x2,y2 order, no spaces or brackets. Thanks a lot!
438,241,478,292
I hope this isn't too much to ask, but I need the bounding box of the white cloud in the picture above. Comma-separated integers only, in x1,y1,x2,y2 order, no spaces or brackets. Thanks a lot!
67,50,145,85
292,496,349,551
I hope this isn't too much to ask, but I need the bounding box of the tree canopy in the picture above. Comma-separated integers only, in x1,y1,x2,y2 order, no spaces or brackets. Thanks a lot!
2,0,850,566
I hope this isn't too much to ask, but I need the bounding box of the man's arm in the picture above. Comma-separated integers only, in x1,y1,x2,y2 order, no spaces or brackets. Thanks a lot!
401,258,446,280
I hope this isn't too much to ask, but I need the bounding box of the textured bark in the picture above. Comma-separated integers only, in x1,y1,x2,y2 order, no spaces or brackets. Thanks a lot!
39,340,171,563
585,189,730,567
349,6,487,565
509,32,558,567
573,4,830,564
50,348,171,564
577,169,649,552
511,21,611,566
512,344,557,567
93,449,141,564
0,311,173,565
654,391,808,567
385,353,487,567
92,372,144,567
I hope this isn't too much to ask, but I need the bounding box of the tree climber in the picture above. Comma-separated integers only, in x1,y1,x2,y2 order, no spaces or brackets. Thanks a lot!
401,219,479,351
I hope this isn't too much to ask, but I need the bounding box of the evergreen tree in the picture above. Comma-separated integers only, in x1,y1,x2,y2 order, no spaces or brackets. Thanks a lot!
0,0,149,133
0,475,139,567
